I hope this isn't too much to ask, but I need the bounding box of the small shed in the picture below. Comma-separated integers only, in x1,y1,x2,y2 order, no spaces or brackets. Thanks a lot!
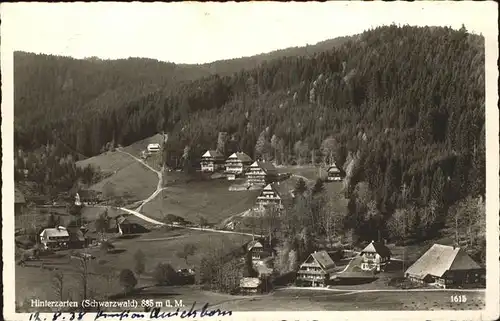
239,277,263,294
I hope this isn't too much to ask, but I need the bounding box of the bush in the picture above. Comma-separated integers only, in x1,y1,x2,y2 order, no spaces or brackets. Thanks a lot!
100,240,115,253
119,269,137,293
153,263,178,285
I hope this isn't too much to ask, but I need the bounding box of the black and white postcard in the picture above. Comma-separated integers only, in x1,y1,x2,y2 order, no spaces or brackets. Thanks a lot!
2,2,499,321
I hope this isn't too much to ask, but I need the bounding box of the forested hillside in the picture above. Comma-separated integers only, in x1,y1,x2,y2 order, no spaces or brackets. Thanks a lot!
14,25,485,257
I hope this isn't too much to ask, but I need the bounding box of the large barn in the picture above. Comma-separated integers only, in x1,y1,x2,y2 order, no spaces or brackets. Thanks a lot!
405,244,485,288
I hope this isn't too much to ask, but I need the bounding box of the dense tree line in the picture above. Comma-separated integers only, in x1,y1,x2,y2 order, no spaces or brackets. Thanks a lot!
14,139,101,199
15,25,485,252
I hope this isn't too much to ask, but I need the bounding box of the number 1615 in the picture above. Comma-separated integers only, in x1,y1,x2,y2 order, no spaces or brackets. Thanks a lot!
451,295,467,303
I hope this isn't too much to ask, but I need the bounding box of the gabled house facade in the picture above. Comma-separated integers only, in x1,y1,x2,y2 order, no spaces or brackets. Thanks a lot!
326,164,343,181
359,241,391,272
225,152,253,180
40,226,70,250
297,250,336,287
405,244,485,288
247,239,272,261
255,183,284,210
246,161,278,186
115,216,149,235
200,150,225,172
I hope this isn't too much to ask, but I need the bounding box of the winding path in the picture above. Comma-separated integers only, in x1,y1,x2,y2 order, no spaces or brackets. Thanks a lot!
112,148,261,238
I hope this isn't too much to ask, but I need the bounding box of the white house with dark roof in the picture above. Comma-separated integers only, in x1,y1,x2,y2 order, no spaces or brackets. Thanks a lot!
40,226,70,250
327,163,343,181
296,250,336,287
247,239,272,261
255,183,284,210
225,152,253,180
200,150,225,172
359,241,391,272
246,161,278,186
405,244,485,288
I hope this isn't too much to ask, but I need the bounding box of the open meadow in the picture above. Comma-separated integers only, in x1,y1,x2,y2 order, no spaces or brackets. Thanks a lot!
141,180,260,224
86,162,157,203
15,227,253,312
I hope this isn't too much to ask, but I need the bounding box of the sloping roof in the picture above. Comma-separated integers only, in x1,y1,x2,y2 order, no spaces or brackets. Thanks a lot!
227,152,253,163
310,250,336,271
361,241,391,258
262,183,280,195
15,188,26,204
327,165,341,173
405,244,482,279
202,150,224,158
116,215,132,225
250,161,277,173
41,227,70,238
240,277,262,288
247,240,264,251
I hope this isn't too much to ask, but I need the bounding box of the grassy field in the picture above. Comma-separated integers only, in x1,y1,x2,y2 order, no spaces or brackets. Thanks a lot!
141,180,260,224
216,288,485,311
88,162,158,202
121,134,164,156
15,228,252,312
277,165,323,181
76,150,136,173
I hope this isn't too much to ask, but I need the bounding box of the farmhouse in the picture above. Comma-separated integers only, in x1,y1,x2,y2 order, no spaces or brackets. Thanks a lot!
405,244,485,288
225,152,253,180
255,183,284,210
200,150,225,172
246,161,278,186
115,216,149,235
15,187,26,216
359,241,391,272
296,250,336,287
39,226,70,250
75,190,101,206
147,143,161,153
247,239,272,261
326,164,343,181
239,277,263,294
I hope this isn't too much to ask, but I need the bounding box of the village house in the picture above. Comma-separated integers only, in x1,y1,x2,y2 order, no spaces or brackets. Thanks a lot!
239,277,264,294
405,244,485,288
75,190,101,206
224,152,253,180
296,250,336,287
246,161,278,186
115,216,149,235
255,183,284,211
359,241,392,272
15,187,26,216
200,150,225,172
247,239,272,261
147,143,161,153
326,164,343,181
39,226,70,250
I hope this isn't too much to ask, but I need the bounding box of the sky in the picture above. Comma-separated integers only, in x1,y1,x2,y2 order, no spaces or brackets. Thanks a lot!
0,1,497,64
